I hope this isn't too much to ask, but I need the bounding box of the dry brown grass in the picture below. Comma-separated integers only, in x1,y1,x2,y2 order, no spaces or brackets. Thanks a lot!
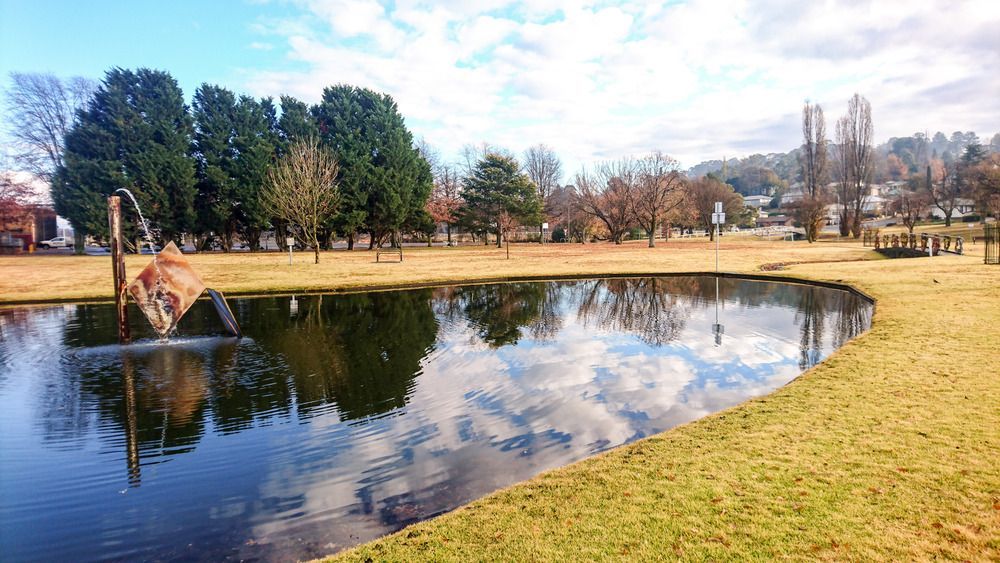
2,238,877,305
2,238,998,561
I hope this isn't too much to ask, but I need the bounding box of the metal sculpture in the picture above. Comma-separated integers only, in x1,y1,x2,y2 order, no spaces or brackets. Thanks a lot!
108,196,241,343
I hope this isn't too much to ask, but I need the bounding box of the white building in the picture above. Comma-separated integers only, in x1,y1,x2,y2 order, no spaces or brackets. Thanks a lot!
928,198,977,220
742,194,771,208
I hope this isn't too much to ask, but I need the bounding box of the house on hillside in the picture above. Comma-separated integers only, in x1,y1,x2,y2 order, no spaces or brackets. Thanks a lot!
780,184,805,206
756,215,794,228
742,194,772,208
928,198,977,220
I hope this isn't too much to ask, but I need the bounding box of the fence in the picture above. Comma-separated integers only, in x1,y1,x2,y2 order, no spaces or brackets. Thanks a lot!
986,223,999,265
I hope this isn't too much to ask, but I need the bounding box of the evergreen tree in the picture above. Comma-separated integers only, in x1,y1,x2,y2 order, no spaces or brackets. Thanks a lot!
54,68,196,245
231,95,279,250
193,87,279,251
277,95,318,149
192,83,238,250
313,85,432,249
461,153,542,248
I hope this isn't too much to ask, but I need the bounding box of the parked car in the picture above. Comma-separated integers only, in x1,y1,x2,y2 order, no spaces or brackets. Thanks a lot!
38,236,73,249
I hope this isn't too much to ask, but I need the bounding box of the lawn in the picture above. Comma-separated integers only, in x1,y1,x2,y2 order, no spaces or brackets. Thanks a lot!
2,238,997,560
0,237,889,305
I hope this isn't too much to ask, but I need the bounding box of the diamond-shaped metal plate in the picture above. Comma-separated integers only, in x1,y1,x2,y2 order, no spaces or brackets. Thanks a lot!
127,241,206,337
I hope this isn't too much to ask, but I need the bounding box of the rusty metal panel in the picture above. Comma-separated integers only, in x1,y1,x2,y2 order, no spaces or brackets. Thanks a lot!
127,241,206,337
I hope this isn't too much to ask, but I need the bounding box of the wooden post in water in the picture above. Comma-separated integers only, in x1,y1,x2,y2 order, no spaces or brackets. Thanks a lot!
108,196,130,343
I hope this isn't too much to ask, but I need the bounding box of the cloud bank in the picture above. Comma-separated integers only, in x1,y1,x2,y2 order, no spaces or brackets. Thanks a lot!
242,0,1000,172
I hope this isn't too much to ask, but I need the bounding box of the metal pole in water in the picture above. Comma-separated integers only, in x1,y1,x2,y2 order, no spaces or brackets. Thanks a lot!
107,196,130,344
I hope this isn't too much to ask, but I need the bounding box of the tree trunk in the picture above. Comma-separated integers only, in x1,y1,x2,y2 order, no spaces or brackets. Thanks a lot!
313,238,320,264
446,223,452,245
347,233,354,251
648,219,656,248
73,230,86,255
839,209,851,236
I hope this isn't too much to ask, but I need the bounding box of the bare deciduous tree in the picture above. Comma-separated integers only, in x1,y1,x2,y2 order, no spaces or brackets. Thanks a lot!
930,159,963,227
844,94,874,238
5,72,96,182
523,144,562,240
891,184,930,234
262,137,340,264
575,158,637,244
687,176,744,241
632,152,686,247
969,153,1000,219
426,165,462,245
797,102,829,242
832,115,853,236
0,167,36,231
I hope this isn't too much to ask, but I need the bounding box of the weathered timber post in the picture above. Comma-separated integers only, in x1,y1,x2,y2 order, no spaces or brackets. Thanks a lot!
108,196,130,343
121,354,140,485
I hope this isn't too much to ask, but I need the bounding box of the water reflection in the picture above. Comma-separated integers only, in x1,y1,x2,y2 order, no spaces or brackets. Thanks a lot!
0,276,872,562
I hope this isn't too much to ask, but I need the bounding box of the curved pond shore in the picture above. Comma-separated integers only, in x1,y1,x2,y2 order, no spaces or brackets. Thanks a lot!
327,257,998,561
1,245,996,561
1,275,872,561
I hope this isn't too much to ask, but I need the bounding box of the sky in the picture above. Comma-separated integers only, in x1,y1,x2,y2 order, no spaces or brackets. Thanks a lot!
2,0,999,174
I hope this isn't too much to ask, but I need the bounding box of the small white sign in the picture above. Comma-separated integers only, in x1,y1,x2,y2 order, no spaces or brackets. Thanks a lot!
711,212,726,225
542,222,549,230
286,237,295,247
714,201,723,213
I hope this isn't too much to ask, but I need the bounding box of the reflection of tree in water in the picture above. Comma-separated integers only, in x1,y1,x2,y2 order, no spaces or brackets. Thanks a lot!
796,287,828,369
832,295,873,350
22,278,870,474
30,290,437,467
795,285,873,369
255,290,438,420
453,282,553,347
576,278,692,346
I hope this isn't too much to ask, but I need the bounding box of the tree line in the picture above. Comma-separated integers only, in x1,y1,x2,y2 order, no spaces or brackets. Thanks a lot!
37,68,432,256
792,93,999,242
9,71,995,256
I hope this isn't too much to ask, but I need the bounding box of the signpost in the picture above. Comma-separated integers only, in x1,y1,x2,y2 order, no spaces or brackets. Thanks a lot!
286,236,295,265
542,222,549,244
711,201,725,272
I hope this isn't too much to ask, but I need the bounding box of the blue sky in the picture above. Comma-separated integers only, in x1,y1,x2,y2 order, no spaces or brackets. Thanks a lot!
2,0,999,174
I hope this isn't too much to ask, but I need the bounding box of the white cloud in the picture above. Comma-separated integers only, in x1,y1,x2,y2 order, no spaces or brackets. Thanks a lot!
241,0,1000,172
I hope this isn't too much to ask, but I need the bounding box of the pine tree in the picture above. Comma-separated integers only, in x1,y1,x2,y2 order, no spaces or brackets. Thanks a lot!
192,83,238,250
231,95,279,250
461,153,542,248
277,95,318,149
313,85,432,249
54,68,195,246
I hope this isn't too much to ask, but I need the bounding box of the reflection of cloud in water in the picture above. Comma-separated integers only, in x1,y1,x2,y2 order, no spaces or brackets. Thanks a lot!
251,291,814,550
1,276,872,561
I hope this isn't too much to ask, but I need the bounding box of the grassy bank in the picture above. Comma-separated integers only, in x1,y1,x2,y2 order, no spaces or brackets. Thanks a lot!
2,238,875,305
3,239,998,560
311,244,994,561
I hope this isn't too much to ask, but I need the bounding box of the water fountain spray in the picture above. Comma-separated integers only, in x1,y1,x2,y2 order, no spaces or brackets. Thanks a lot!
107,194,242,343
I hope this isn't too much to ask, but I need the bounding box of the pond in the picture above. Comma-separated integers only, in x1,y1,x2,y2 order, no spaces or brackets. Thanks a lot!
0,276,872,562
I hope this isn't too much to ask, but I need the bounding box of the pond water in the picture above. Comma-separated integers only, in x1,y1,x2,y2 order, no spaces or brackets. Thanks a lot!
0,276,872,562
